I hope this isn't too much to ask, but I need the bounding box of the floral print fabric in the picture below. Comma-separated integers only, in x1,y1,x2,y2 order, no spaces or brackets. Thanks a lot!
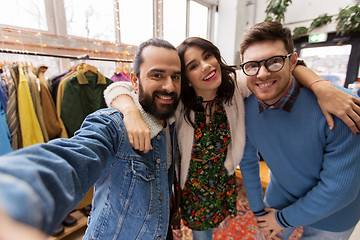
181,96,237,231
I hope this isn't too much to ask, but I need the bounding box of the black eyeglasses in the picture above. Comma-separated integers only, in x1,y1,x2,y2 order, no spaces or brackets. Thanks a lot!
240,53,292,76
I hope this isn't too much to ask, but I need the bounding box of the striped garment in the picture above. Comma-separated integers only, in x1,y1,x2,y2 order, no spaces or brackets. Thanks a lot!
257,77,301,113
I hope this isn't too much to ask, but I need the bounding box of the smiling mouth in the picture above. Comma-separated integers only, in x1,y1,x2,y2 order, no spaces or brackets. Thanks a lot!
156,94,174,104
203,70,216,81
257,81,275,88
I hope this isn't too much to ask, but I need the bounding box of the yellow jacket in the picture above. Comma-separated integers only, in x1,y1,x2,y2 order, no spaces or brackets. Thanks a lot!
17,66,44,147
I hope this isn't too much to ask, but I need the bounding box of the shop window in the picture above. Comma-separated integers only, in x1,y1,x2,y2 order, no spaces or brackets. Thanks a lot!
163,0,186,47
188,1,208,40
300,45,352,87
0,0,47,30
164,0,214,46
349,65,360,96
64,0,116,42
118,0,153,46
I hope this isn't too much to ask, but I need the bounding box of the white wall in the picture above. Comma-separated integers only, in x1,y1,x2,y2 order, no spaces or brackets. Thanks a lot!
216,0,359,65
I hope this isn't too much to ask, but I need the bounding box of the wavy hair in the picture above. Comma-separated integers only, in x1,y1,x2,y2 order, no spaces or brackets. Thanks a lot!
176,37,236,128
240,21,294,61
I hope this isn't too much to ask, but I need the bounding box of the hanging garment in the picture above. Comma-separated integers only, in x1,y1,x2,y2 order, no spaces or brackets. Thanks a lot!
17,66,44,147
55,71,77,139
110,72,130,82
60,67,113,137
49,70,72,104
0,70,8,103
0,79,7,114
4,66,21,150
37,65,62,140
0,84,12,155
9,63,20,88
26,65,49,142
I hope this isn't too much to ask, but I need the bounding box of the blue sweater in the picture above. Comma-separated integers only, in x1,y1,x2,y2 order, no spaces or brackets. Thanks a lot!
240,86,360,232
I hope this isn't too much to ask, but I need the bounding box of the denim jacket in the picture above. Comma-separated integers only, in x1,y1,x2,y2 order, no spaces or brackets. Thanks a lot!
0,108,177,240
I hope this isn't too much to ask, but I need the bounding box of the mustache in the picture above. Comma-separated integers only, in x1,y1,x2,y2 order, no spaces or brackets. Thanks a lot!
153,90,178,98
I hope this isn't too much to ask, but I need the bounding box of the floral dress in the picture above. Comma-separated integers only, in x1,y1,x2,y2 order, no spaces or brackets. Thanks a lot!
181,96,237,231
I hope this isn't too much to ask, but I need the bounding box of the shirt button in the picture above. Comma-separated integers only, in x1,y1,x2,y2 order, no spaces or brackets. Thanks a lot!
159,194,163,200
156,158,161,164
157,135,161,140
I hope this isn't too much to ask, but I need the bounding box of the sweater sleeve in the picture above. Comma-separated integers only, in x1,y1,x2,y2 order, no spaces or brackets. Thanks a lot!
278,117,360,228
103,81,134,107
0,108,125,234
240,135,267,216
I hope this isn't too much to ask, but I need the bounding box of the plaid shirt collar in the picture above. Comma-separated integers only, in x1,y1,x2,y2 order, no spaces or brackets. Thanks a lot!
258,77,301,113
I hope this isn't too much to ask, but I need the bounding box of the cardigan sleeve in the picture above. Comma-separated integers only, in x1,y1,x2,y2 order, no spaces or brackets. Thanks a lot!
235,70,252,98
103,81,134,107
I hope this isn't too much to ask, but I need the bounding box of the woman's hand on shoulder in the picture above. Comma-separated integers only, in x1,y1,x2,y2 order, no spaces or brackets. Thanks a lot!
312,81,360,134
111,95,153,153
123,108,152,153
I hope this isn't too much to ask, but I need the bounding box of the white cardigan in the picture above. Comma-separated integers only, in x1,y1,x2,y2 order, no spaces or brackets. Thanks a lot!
103,70,250,188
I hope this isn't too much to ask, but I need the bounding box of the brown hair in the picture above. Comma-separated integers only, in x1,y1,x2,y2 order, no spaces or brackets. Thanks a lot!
240,21,294,61
177,37,236,128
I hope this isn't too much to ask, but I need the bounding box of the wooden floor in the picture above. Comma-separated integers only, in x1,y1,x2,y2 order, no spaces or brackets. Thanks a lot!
235,160,270,189
47,211,87,240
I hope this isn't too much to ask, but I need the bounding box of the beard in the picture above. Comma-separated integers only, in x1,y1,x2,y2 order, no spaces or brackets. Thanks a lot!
138,82,180,120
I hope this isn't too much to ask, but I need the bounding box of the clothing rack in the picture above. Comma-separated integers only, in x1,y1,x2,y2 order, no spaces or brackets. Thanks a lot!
0,48,133,63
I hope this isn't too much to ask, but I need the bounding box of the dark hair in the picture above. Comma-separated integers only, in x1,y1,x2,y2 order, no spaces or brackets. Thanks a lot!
240,21,294,61
133,38,177,78
176,37,236,128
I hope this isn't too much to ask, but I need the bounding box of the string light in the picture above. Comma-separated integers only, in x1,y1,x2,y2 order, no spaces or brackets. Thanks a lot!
1,24,136,63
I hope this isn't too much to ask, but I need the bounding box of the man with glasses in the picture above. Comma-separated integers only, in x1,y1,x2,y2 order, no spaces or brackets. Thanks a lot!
239,21,360,240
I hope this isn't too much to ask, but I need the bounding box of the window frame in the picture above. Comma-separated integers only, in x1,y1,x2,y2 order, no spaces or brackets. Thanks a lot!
0,0,218,45
294,32,360,88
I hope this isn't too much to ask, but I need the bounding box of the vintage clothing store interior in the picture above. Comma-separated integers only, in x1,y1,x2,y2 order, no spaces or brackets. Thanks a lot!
0,0,359,239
